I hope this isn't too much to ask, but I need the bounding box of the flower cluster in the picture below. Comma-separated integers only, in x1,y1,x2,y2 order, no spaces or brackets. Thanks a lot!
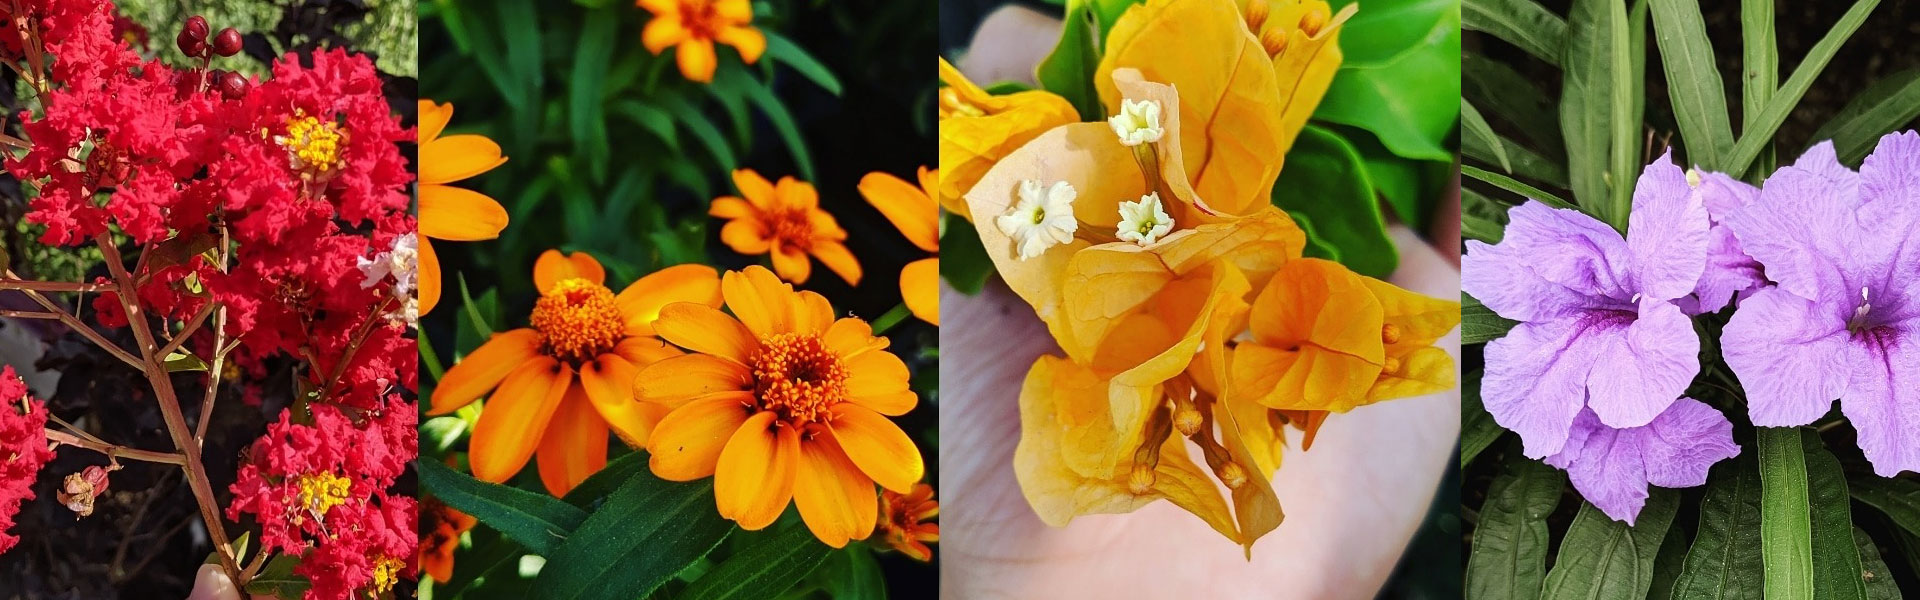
939,0,1456,549
1464,133,1920,522
0,367,53,555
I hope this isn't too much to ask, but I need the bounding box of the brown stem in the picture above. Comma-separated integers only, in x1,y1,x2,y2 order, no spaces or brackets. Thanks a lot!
194,226,232,447
156,301,217,359
44,429,188,466
0,309,60,320
5,270,142,368
93,233,243,585
0,278,109,293
312,296,396,406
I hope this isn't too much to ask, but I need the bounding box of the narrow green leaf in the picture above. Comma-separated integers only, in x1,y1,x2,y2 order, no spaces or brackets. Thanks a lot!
1461,100,1511,173
1849,476,1920,537
1803,431,1867,600
1270,125,1399,278
733,70,816,181
1461,188,1510,244
1723,0,1882,177
1464,52,1563,150
1649,0,1735,170
163,350,208,372
1460,373,1503,468
1467,454,1563,600
1463,165,1574,209
561,451,648,510
1670,455,1763,600
1605,0,1637,230
1740,0,1777,127
1757,427,1814,600
1461,0,1567,67
1541,489,1680,599
763,31,842,96
1648,522,1689,600
533,472,733,599
243,555,311,598
660,95,737,171
679,525,832,600
613,101,680,153
1463,130,1569,188
415,458,588,557
1035,0,1103,122
1854,527,1902,599
1559,0,1616,214
1808,69,1920,165
1463,292,1518,344
568,6,616,184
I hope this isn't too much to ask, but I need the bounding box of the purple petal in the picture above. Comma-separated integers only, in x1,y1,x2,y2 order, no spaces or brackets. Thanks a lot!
1728,155,1859,302
1626,152,1712,301
1792,141,1862,190
1483,316,1606,458
1696,171,1758,223
1722,287,1852,426
1839,328,1920,476
1554,414,1651,524
1584,299,1699,429
1633,397,1741,488
1463,201,1632,322
1463,238,1606,323
1688,223,1764,315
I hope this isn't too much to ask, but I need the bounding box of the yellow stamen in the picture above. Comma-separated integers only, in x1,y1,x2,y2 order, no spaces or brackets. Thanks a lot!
294,472,351,521
752,333,848,424
275,111,346,175
530,278,625,363
370,555,405,593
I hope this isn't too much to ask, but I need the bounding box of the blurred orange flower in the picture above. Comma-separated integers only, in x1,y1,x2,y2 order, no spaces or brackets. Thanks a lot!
418,99,509,316
429,251,722,496
858,167,939,325
876,482,939,561
418,497,477,583
638,0,765,83
638,266,921,547
710,169,862,286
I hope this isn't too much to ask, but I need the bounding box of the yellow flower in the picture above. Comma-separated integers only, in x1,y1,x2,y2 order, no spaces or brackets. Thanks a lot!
639,0,765,83
858,167,940,325
876,482,939,562
638,266,923,547
937,57,1078,218
710,169,862,286
418,99,509,316
429,251,722,496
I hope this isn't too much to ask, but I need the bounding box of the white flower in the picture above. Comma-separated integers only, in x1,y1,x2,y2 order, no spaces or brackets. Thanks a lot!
996,179,1079,260
1108,98,1164,146
1116,192,1174,245
357,233,419,296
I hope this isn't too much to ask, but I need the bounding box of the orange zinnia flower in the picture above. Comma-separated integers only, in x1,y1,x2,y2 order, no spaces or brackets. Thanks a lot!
637,265,922,547
418,497,477,583
858,167,939,325
418,99,509,316
710,169,862,286
638,0,765,83
876,482,939,561
429,250,723,496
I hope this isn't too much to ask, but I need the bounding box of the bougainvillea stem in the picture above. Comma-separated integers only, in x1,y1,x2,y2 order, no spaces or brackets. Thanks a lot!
44,429,188,466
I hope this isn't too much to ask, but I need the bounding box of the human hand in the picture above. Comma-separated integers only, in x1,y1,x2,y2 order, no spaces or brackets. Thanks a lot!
186,564,270,600
938,226,1460,599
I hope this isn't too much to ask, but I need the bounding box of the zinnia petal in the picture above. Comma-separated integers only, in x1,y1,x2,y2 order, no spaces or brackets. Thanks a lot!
677,38,718,83
793,429,879,548
900,258,939,326
714,412,799,530
420,185,509,241
654,303,759,364
719,219,773,255
616,264,723,337
419,99,452,145
579,354,659,447
419,236,443,315
716,25,765,63
470,360,572,483
859,171,939,252
642,15,689,54
720,266,795,338
533,249,607,293
770,245,814,284
537,388,609,497
421,134,509,185
828,404,923,493
634,353,752,407
811,241,862,286
733,169,776,210
647,395,753,481
430,328,544,415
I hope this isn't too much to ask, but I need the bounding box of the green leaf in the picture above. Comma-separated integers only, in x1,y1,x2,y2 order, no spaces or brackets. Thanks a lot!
679,525,832,600
1461,100,1510,173
1648,522,1689,600
1808,69,1920,165
163,350,208,372
1462,292,1518,344
1757,427,1814,600
1464,132,1568,188
1460,373,1503,468
1670,455,1763,600
1604,0,1637,229
660,94,737,172
568,6,617,184
1849,476,1920,538
1740,0,1777,125
1461,188,1510,244
1285,210,1344,264
817,545,887,600
1854,526,1902,599
730,69,816,181
415,458,588,557
1723,0,1882,177
1541,489,1679,600
244,555,311,599
763,31,842,96
939,214,994,295
1034,0,1102,122
1559,0,1618,216
1314,0,1461,162
206,532,250,567
561,451,649,510
1461,0,1566,67
1271,125,1398,278
1463,164,1573,209
1464,52,1563,150
1648,0,1735,171
532,471,734,599
1803,431,1867,600
1466,454,1562,600
613,100,681,153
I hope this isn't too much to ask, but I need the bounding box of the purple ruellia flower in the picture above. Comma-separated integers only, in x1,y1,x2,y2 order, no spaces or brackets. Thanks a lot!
1723,132,1920,477
1545,398,1740,524
1463,151,1710,458
1683,171,1762,315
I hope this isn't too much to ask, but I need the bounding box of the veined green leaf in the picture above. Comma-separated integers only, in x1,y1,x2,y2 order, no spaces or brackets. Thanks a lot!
1035,0,1103,122
1757,427,1813,600
1463,130,1568,188
1803,431,1867,600
1648,523,1689,600
1849,476,1920,538
1461,100,1511,173
1854,527,1902,599
1462,292,1518,344
763,31,842,96
1271,125,1398,278
1559,0,1615,216
243,555,311,598
561,451,649,510
1741,0,1778,176
1604,0,1637,230
1649,0,1735,170
1462,0,1566,67
1671,455,1763,600
1315,0,1462,162
1808,69,1920,165
1461,188,1510,244
678,525,832,600
1723,0,1882,177
1463,165,1573,209
1467,454,1562,600
532,471,733,599
416,458,588,557
1541,490,1679,600
1460,373,1503,468
1464,52,1563,150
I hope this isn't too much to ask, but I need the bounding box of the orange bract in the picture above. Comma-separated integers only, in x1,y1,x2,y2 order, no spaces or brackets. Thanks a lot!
859,166,939,325
418,99,509,316
936,57,1078,218
429,250,721,496
639,265,922,547
710,169,863,286
877,482,939,561
638,0,765,83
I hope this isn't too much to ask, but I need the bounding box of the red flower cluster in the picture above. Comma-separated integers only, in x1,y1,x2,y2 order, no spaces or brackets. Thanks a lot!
0,367,53,555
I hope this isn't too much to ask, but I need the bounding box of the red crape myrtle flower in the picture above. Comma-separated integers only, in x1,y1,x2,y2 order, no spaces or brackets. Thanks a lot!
0,366,53,555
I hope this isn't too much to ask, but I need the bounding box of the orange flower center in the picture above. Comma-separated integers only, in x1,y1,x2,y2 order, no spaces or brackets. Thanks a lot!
530,278,625,363
678,0,724,39
750,333,847,424
770,210,816,248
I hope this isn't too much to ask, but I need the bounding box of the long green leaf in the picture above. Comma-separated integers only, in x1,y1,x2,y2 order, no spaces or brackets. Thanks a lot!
1461,100,1511,173
1462,292,1518,344
1741,0,1777,176
1460,373,1503,468
1463,131,1569,188
1463,165,1574,209
569,6,616,184
1671,455,1763,600
533,472,734,599
1464,52,1564,150
1462,0,1566,67
1849,476,1920,537
1560,0,1616,215
1723,0,1882,177
416,458,588,557
731,69,816,180
1541,489,1680,600
660,94,737,171
1648,524,1690,600
561,451,649,510
1605,0,1637,229
1757,427,1813,600
1808,69,1920,165
1802,431,1867,600
1467,454,1563,600
1461,188,1510,244
1854,527,1902,599
1649,0,1735,170
763,31,842,96
679,525,832,600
